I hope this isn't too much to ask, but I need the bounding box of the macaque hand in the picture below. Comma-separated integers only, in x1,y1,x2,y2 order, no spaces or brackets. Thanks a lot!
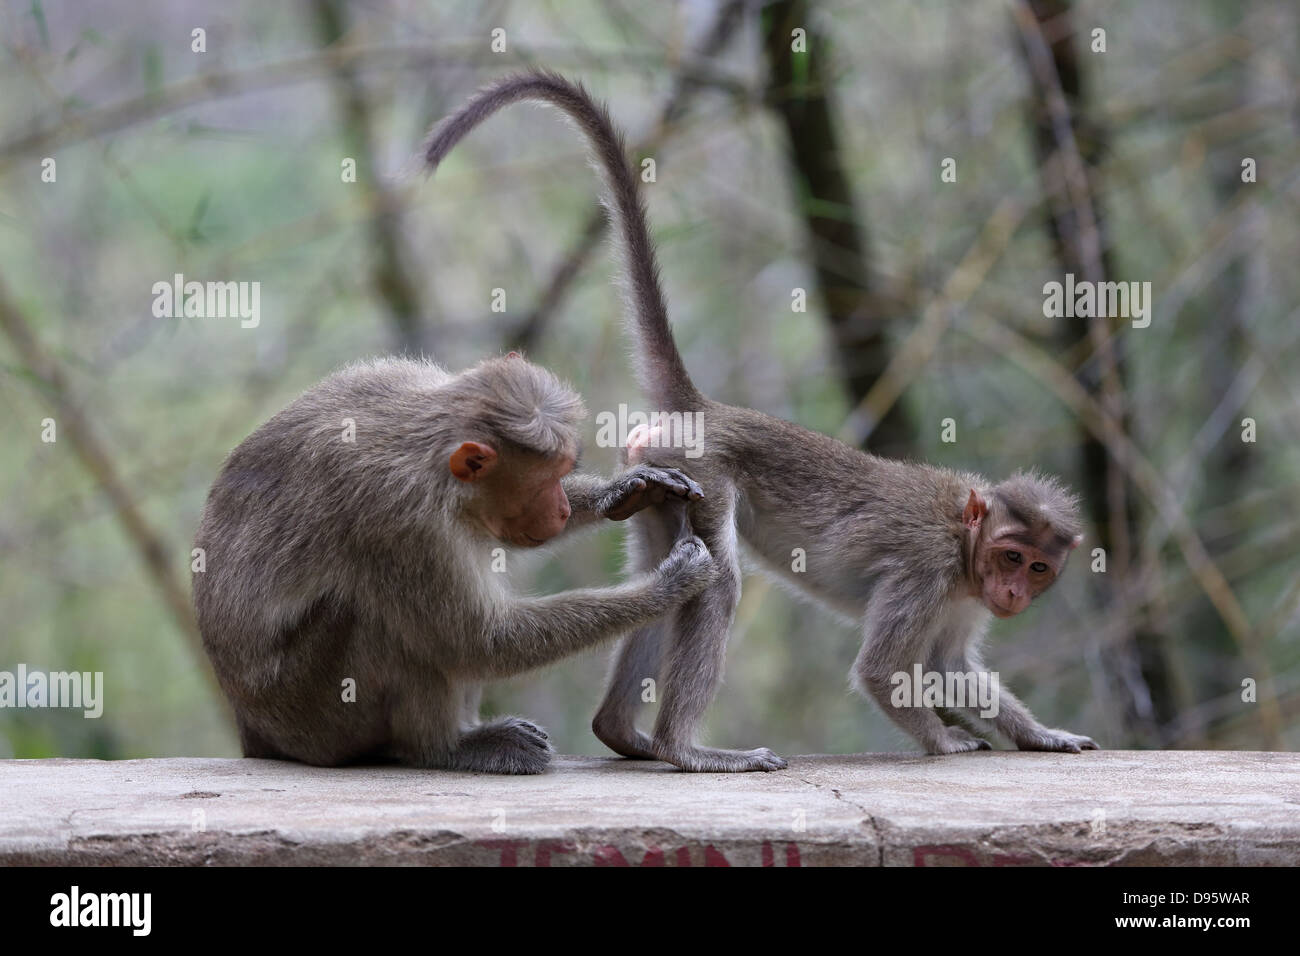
655,535,716,601
928,725,994,755
1016,728,1100,754
602,464,704,521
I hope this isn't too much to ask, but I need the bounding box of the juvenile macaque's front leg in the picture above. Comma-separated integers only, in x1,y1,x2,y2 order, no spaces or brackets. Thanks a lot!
941,652,1099,753
995,690,1099,753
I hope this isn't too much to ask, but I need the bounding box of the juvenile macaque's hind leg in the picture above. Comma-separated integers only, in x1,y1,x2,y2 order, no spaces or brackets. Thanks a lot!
650,491,787,772
593,617,670,759
447,717,554,774
592,506,677,759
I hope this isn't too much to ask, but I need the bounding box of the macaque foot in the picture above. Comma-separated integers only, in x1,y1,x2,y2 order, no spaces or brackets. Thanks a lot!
927,726,994,754
1016,728,1099,754
591,718,658,760
448,716,554,774
657,744,788,773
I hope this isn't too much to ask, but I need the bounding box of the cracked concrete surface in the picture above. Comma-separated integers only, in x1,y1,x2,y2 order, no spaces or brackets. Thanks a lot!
1,750,1297,865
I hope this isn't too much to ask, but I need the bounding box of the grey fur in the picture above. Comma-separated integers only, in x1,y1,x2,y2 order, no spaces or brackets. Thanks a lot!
423,73,1096,770
194,355,715,774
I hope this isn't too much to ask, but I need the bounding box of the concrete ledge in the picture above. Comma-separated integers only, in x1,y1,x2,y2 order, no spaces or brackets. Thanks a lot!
2,751,1296,866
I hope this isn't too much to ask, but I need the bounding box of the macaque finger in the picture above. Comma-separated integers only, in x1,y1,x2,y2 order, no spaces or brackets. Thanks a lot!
662,469,705,501
604,467,704,521
636,466,704,501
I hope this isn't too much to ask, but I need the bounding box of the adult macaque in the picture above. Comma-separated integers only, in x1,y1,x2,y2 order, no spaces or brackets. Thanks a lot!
424,72,1098,771
194,354,715,774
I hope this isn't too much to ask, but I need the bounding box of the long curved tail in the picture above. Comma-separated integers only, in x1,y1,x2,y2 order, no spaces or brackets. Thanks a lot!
423,71,701,411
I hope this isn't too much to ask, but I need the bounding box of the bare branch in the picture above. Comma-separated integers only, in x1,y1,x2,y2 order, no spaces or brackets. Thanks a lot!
0,271,230,719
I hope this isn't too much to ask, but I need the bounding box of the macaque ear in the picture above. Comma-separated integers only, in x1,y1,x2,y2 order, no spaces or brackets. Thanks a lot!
1070,534,1083,550
963,489,988,530
449,441,498,481
505,351,521,360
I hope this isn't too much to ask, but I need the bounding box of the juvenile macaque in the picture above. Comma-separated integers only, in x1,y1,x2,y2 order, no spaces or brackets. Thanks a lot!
424,72,1098,771
194,354,714,774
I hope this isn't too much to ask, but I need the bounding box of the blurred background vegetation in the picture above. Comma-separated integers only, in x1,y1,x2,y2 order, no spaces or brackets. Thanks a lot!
1,0,1297,761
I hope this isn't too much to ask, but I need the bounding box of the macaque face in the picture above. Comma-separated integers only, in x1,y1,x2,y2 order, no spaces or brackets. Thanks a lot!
451,441,574,546
974,530,1065,618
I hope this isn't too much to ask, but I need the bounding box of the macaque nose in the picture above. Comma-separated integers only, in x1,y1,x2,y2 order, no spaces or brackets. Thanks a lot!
558,494,571,524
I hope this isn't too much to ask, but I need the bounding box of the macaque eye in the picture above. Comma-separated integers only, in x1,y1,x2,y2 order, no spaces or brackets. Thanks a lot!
1030,561,1049,573
1004,551,1022,564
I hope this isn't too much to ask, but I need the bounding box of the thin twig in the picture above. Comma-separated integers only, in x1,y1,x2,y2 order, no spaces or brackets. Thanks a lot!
0,271,229,715
0,42,747,168
836,197,1024,445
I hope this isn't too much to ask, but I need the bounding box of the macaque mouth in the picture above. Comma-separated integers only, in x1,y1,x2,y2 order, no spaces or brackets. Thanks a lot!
521,533,547,546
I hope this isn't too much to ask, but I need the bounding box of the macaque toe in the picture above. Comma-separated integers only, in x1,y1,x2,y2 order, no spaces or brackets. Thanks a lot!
1019,729,1098,753
451,716,554,774
930,727,992,754
502,716,550,745
750,748,790,770
659,745,788,773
